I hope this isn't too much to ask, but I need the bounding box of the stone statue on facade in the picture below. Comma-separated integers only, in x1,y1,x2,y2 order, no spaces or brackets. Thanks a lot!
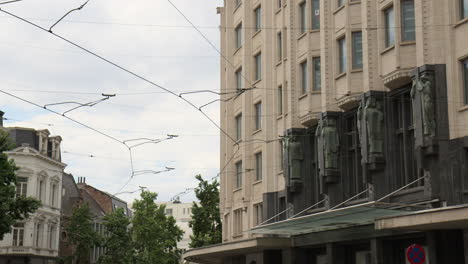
357,96,385,167
288,135,303,182
365,98,384,158
315,119,324,174
322,119,339,170
412,73,436,138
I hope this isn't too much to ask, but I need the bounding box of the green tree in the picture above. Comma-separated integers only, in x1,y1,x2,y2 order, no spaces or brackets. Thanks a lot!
0,130,40,239
132,191,183,264
65,203,99,264
189,174,222,248
98,208,134,264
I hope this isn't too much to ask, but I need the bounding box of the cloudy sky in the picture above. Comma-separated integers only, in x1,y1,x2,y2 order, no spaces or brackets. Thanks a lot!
0,0,224,203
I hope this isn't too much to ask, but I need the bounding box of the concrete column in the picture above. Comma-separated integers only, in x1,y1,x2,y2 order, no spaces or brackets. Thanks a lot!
370,238,384,264
464,229,468,264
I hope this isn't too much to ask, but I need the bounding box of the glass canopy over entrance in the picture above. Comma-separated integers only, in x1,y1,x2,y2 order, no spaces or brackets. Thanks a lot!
250,202,413,236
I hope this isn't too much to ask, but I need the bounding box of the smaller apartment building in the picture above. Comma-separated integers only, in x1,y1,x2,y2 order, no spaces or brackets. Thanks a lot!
185,0,468,263
160,202,195,251
0,112,66,264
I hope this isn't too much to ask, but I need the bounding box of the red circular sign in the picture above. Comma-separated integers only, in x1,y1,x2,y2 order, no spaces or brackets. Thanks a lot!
406,244,426,264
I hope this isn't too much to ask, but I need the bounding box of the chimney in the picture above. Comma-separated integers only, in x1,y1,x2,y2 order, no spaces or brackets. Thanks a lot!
0,111,4,127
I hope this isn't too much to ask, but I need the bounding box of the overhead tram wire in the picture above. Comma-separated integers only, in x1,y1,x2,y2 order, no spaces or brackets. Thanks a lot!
0,8,237,144
166,0,255,92
0,89,124,145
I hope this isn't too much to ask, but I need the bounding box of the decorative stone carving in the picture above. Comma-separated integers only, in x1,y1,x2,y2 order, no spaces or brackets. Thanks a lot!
322,119,339,170
316,117,340,183
288,135,303,182
412,72,436,138
358,96,385,170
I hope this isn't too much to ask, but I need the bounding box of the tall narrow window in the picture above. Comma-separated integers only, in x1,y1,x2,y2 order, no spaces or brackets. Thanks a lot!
16,177,27,197
235,114,242,141
280,141,284,170
12,223,25,247
338,37,347,74
344,113,364,198
235,161,243,189
393,90,418,189
278,0,282,9
35,223,43,247
463,59,468,105
235,68,243,90
233,209,243,236
384,7,395,47
253,203,263,226
462,0,468,19
401,0,415,42
254,102,262,130
278,85,283,115
313,57,321,91
254,53,262,81
352,31,363,69
277,32,283,61
235,23,242,49
301,60,308,94
49,224,56,249
312,0,320,29
299,2,307,34
38,179,44,202
254,6,261,32
337,0,345,8
51,183,57,207
255,152,262,181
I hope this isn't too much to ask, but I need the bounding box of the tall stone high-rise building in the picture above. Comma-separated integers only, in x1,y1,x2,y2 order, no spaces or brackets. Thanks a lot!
184,0,468,263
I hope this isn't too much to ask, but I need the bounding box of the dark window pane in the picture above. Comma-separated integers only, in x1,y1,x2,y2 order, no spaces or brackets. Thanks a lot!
255,7,261,32
301,61,308,94
462,0,468,19
385,7,395,47
352,32,363,69
338,38,347,73
312,0,320,29
401,0,415,41
300,2,307,34
313,57,321,91
463,59,468,105
277,32,282,61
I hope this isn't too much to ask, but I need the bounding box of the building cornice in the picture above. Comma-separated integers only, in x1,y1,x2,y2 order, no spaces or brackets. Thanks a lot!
5,146,67,169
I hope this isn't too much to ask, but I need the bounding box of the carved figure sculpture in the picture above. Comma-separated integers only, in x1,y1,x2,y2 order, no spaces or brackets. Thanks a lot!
322,119,339,169
420,74,436,137
288,135,303,181
412,73,436,138
315,120,324,174
365,98,384,156
357,101,366,163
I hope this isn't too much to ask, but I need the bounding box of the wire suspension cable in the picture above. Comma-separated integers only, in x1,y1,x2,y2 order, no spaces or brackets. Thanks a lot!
328,188,370,211
290,198,327,219
258,206,293,226
377,175,426,202
0,8,237,144
167,0,254,89
48,0,89,32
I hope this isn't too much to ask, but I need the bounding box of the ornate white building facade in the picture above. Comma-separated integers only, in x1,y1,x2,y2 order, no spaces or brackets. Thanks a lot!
0,127,65,264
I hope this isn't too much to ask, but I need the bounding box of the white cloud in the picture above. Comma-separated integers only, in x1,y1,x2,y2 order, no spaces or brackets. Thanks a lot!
0,0,224,203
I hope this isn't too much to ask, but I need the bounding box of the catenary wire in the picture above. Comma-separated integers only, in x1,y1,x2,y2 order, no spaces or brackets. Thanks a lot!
0,8,237,144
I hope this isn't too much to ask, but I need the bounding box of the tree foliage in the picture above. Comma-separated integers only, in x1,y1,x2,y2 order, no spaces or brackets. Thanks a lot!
65,203,100,264
132,191,183,264
0,130,40,239
189,174,222,248
98,208,134,264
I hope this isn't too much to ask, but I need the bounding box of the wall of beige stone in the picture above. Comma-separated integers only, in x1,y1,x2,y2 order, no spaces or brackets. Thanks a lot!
219,0,468,242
